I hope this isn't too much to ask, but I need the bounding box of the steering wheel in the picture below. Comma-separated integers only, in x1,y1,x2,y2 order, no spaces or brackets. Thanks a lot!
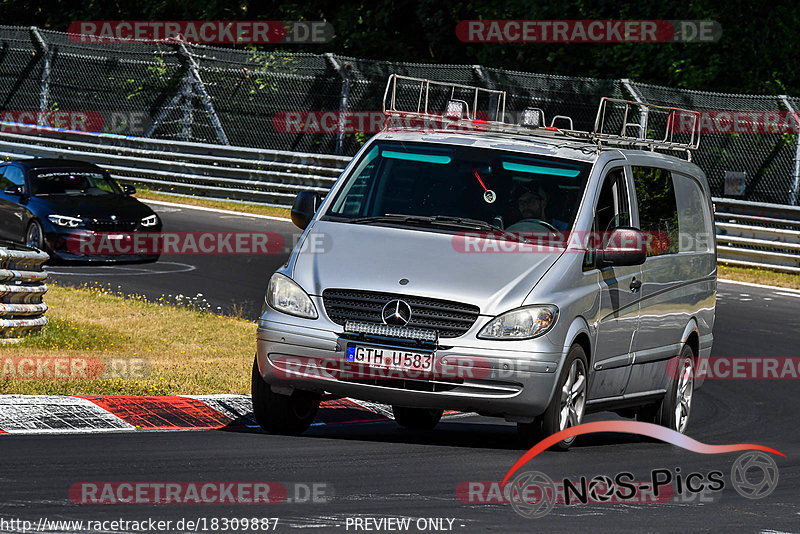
506,218,559,233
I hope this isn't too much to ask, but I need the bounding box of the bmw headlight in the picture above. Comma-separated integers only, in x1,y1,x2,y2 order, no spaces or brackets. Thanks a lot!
140,214,159,227
478,305,558,340
47,215,83,228
267,273,318,319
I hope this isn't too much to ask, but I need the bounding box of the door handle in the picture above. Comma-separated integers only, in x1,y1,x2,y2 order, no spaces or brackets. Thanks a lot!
630,277,642,292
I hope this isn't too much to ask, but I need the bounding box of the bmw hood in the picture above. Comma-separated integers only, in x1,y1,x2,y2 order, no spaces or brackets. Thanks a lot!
291,220,564,317
30,194,154,220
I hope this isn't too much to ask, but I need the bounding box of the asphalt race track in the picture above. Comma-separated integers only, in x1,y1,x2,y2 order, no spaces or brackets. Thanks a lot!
46,201,298,319
5,200,798,532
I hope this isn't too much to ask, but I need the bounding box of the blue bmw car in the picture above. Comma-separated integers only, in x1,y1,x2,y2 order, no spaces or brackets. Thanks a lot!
0,159,161,263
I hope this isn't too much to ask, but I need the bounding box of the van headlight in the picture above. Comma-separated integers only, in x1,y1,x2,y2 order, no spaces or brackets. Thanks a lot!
478,305,558,340
267,273,318,319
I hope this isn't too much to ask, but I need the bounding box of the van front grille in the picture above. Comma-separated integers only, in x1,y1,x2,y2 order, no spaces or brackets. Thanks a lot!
322,289,480,338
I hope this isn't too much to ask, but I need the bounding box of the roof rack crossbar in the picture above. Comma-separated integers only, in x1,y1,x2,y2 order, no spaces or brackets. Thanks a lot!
382,74,701,156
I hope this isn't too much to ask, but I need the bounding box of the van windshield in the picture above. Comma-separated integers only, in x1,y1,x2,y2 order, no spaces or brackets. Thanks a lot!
325,142,592,233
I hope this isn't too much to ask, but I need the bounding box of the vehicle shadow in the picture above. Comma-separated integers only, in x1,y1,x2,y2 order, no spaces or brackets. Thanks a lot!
220,415,661,452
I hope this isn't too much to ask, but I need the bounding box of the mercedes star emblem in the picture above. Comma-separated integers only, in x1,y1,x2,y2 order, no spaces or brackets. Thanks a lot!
381,299,412,327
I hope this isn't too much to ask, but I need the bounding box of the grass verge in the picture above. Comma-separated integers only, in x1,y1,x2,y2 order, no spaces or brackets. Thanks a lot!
134,189,291,219
718,264,800,290
1,283,255,396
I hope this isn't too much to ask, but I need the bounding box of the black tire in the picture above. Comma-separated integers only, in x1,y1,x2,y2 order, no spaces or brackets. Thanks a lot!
251,356,320,434
638,344,695,433
517,416,545,446
519,344,588,451
392,406,443,430
25,220,45,251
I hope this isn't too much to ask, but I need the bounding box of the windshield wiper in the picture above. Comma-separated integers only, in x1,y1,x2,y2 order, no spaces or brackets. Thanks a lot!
348,213,491,229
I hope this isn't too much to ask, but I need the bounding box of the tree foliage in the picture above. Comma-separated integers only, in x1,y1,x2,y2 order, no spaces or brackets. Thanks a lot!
2,0,797,94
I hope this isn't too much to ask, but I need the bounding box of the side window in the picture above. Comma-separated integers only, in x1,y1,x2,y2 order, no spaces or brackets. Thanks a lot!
595,168,631,232
585,168,630,268
633,166,679,256
673,173,712,253
0,166,24,192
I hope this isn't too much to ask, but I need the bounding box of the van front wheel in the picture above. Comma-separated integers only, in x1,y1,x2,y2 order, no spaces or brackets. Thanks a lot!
251,357,320,434
519,344,588,450
392,406,443,430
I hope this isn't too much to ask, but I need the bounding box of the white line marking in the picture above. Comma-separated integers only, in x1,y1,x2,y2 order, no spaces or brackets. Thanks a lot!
142,198,292,222
774,291,800,299
719,278,800,295
46,261,197,276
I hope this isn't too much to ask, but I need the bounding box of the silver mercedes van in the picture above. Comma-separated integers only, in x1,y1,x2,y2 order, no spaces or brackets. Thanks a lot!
253,76,716,449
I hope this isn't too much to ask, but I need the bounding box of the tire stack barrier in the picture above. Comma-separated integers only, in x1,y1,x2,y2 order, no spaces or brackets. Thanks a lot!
0,241,49,343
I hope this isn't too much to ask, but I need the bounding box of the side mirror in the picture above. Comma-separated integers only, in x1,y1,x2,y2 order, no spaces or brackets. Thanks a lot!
291,191,322,230
595,227,647,267
122,184,136,195
3,184,22,195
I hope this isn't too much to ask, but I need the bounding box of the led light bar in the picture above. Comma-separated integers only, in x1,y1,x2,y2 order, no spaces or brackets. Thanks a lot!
344,320,438,343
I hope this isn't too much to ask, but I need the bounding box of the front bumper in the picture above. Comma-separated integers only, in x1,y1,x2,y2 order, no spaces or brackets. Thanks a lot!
44,228,161,263
256,313,564,420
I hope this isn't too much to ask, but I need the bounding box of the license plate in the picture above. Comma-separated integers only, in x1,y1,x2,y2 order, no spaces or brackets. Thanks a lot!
346,344,434,373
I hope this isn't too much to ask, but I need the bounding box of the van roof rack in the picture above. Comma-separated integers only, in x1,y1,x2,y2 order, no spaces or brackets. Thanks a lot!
382,74,701,160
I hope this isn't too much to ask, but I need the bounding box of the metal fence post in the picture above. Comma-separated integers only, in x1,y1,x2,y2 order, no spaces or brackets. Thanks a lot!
146,43,230,144
779,95,800,205
325,53,350,156
29,27,52,124
620,78,648,140
179,42,229,145
473,65,494,88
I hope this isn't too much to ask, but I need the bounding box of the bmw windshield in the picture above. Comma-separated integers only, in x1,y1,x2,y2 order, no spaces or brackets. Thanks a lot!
324,142,591,234
29,170,124,196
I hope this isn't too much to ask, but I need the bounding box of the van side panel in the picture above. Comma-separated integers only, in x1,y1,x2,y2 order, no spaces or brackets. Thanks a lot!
626,167,716,395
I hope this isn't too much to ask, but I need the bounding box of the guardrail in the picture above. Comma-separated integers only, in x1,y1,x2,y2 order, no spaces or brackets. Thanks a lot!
2,126,799,273
0,242,49,343
713,198,800,273
0,124,350,207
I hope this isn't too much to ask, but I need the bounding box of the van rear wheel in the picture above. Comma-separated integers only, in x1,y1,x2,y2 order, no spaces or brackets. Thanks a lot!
251,356,320,434
392,406,443,430
638,344,695,434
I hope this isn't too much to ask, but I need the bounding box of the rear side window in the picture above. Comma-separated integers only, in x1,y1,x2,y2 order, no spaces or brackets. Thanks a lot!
0,166,25,190
632,167,679,256
673,172,713,253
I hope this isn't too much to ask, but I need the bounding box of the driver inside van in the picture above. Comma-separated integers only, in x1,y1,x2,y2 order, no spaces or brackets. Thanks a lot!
505,182,569,231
